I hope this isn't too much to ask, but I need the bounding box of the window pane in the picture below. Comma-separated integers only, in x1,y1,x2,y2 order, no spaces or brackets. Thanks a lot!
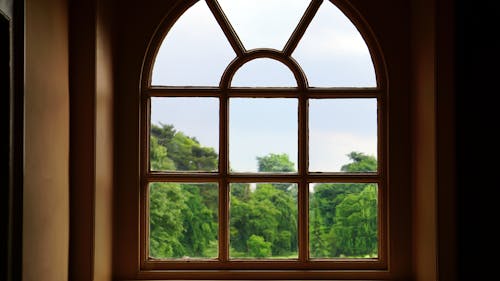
309,183,378,258
229,98,297,173
151,1,236,86
149,182,219,259
218,0,310,50
292,1,376,87
231,58,297,87
309,99,377,173
230,183,298,259
150,97,219,172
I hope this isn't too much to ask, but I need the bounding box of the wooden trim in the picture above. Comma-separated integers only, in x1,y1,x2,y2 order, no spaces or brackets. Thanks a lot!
135,269,391,280
219,49,308,90
145,87,381,98
218,89,229,262
142,254,386,270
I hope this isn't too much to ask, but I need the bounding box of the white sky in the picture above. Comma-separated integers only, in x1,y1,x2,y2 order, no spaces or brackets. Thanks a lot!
150,0,377,172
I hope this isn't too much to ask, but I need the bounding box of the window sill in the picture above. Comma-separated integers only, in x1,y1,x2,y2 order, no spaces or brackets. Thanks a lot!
125,269,395,280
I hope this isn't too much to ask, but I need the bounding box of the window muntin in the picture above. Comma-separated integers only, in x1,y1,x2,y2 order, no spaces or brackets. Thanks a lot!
142,0,385,271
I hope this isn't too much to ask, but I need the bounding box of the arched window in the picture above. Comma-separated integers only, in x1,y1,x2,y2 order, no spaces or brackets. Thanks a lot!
139,0,389,277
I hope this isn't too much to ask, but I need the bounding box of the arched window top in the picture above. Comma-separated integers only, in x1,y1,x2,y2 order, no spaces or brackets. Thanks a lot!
149,0,380,89
231,58,297,87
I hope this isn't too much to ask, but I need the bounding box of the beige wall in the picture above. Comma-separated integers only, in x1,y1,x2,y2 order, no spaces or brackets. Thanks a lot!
24,0,69,280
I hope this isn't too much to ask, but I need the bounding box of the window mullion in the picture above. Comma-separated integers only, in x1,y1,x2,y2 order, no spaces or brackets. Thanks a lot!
298,93,309,262
219,92,229,262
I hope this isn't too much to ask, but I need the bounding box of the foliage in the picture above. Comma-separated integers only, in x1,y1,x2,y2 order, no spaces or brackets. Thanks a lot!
310,152,378,258
149,124,218,258
257,153,295,173
149,183,186,258
149,123,378,259
151,123,218,171
230,183,297,257
247,235,272,258
341,151,377,172
257,153,296,192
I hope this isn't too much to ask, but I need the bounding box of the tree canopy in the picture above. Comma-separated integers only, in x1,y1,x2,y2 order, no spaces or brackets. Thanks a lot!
149,123,378,259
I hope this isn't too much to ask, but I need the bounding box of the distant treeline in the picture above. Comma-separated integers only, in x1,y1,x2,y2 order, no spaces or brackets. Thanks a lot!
149,123,377,259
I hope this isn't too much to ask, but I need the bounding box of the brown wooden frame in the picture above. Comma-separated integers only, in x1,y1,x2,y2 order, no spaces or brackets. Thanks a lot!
138,0,388,278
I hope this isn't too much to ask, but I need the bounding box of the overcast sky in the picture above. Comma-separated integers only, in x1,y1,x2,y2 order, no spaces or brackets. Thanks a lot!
151,0,377,172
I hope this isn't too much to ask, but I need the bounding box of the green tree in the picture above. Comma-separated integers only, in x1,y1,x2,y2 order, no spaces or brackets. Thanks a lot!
179,184,218,257
257,153,296,192
149,124,219,258
341,151,377,172
331,184,378,257
230,182,297,257
229,196,252,254
247,235,272,258
229,153,299,257
150,135,175,170
149,183,186,258
150,123,218,171
257,153,295,173
309,152,378,257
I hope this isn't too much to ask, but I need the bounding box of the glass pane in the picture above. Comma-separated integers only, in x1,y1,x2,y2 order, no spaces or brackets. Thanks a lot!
309,183,378,258
151,1,236,86
230,183,298,259
218,0,310,50
149,182,219,259
292,1,376,87
229,98,298,173
150,97,219,172
231,58,297,87
309,99,377,173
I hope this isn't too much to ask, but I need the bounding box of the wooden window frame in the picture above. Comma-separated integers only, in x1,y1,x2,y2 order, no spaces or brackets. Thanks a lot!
137,0,389,278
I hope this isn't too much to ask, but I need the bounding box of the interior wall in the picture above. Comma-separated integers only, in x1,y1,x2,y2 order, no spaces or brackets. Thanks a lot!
24,0,69,280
